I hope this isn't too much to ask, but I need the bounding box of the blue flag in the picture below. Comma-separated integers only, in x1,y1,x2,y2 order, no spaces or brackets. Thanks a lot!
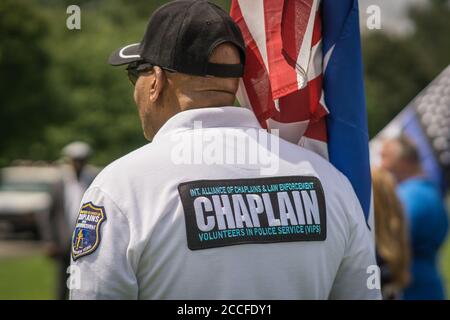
322,0,372,221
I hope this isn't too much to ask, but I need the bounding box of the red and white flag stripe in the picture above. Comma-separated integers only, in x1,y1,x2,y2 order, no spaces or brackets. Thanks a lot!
231,0,329,159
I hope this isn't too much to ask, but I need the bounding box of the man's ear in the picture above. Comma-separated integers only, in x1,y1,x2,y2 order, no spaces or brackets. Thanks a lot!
149,66,165,103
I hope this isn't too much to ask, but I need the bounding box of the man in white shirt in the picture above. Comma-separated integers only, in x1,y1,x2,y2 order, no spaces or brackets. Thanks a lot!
48,141,97,299
69,0,380,300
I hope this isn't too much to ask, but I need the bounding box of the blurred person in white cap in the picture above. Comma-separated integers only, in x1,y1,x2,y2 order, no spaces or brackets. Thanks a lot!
47,141,98,299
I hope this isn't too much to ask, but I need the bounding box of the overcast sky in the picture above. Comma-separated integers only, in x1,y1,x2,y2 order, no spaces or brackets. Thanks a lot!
359,0,428,35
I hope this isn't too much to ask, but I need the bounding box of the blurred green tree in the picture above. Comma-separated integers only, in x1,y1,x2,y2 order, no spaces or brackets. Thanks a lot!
0,0,65,166
39,1,148,165
363,0,450,138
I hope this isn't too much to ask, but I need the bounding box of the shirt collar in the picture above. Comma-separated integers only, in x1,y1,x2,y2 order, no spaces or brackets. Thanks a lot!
152,106,262,142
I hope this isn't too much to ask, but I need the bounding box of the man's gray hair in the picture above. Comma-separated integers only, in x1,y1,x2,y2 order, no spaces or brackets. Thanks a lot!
395,134,420,164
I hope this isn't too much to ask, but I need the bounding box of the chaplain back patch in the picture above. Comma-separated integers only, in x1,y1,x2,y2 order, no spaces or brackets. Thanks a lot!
72,202,107,260
178,176,326,250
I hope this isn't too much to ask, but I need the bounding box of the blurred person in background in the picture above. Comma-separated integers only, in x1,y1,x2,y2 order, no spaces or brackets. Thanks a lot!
47,141,97,299
381,135,449,299
372,167,410,299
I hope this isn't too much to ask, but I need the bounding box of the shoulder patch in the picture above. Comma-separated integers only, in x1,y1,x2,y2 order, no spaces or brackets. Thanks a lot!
178,176,326,250
72,202,107,261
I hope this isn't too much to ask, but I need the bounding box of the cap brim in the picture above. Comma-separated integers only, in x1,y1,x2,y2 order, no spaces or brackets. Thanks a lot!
108,42,142,66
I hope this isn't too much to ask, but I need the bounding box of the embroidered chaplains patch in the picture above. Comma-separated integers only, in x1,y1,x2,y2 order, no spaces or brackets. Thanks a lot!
72,202,107,261
178,176,327,250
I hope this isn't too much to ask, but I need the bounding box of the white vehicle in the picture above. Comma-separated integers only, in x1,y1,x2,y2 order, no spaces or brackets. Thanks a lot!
0,166,61,240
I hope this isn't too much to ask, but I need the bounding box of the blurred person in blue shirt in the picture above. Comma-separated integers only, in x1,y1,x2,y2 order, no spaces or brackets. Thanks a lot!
381,135,449,300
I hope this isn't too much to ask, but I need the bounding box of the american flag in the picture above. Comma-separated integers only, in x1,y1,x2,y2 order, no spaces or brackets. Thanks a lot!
371,65,450,195
230,0,372,222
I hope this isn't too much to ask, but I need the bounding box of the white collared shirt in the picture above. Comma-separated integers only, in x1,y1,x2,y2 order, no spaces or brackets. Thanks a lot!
70,106,380,300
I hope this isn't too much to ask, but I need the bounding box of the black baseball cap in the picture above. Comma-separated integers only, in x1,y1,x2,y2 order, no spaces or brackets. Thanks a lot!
108,0,246,78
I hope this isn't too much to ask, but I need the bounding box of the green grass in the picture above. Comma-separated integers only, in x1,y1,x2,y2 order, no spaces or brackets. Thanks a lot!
0,255,57,300
440,235,450,298
440,196,450,298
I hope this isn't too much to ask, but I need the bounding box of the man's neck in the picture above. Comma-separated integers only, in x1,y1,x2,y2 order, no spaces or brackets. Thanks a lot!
397,168,424,183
